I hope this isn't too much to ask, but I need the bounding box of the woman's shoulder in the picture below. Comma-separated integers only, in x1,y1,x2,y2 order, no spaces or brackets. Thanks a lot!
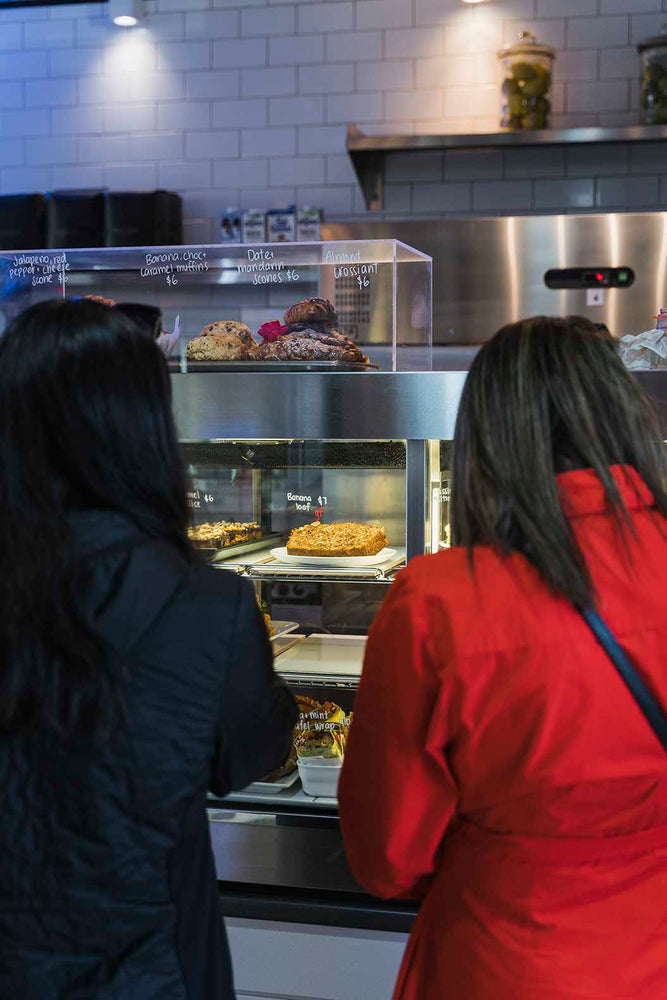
398,544,528,595
393,545,550,651
87,526,250,654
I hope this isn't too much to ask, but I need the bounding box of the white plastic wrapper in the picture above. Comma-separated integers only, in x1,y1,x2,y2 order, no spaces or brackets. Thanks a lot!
619,309,667,370
156,315,180,358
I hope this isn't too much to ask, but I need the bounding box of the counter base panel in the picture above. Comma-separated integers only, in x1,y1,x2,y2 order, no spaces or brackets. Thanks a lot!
226,913,409,1000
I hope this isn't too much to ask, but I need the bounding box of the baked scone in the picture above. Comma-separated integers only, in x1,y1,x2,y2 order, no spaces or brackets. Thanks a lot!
186,321,256,362
199,320,255,345
85,295,116,307
287,521,387,557
254,329,370,364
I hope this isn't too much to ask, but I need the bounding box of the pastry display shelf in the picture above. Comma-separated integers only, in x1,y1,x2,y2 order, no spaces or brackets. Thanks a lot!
211,545,406,582
275,635,365,688
347,123,667,210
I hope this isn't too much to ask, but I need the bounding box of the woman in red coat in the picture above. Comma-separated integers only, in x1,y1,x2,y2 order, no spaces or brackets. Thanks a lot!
339,316,667,1000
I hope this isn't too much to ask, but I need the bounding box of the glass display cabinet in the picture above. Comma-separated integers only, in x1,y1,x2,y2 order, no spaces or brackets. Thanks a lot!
174,366,465,933
0,239,432,372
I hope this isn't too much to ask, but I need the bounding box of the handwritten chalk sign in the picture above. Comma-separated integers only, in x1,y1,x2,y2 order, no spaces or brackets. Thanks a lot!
9,252,70,288
142,249,209,286
333,262,378,290
236,247,300,286
323,248,378,290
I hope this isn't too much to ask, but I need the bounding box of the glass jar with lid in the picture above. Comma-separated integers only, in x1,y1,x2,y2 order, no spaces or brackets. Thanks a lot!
498,31,555,131
638,27,667,125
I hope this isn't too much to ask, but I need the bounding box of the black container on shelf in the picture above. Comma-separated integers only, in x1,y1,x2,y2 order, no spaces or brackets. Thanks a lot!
104,190,183,247
46,191,105,249
0,194,47,250
0,190,183,250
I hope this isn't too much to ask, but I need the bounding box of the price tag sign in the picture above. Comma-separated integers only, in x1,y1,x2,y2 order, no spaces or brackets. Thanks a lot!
187,489,215,510
142,250,209,286
237,248,300,286
286,492,328,517
9,252,69,289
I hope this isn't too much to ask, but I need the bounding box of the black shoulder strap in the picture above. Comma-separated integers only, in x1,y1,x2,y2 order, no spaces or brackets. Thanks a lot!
579,606,667,754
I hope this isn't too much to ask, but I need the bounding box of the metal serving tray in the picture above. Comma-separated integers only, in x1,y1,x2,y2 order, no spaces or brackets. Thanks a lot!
171,360,373,373
246,546,405,582
275,635,366,686
192,532,281,564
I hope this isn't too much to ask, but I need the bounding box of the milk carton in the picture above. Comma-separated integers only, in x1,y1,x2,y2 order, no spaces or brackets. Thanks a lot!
297,207,322,242
242,210,266,244
220,208,241,242
267,207,296,243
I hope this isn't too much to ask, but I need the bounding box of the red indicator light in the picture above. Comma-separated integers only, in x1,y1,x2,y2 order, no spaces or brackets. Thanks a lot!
595,272,605,282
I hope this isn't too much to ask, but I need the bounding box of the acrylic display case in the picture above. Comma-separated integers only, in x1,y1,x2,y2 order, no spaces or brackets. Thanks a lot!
0,239,432,372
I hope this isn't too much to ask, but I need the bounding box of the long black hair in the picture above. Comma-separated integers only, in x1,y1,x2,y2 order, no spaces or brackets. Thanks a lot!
451,315,667,607
0,298,192,739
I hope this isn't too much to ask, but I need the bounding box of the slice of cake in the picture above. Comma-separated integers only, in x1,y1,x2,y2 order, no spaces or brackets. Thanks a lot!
286,521,387,558
187,521,261,548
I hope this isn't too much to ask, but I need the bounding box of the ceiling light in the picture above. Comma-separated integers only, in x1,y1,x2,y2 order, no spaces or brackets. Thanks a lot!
461,0,487,4
109,0,142,27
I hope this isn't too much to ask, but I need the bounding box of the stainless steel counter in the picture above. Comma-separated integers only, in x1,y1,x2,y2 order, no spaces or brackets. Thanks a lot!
172,369,667,441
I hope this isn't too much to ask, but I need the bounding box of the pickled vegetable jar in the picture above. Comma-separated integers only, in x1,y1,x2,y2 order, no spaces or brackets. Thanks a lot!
498,31,555,131
638,28,667,125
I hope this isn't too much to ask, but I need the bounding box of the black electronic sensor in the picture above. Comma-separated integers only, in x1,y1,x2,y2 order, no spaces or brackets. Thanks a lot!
544,267,635,289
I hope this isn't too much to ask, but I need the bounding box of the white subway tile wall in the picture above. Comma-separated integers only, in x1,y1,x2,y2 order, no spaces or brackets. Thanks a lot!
0,0,666,240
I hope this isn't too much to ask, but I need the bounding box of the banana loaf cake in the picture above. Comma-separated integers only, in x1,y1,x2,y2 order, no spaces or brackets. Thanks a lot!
286,521,387,558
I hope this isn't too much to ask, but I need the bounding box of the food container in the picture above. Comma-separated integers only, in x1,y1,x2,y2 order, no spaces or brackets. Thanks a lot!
638,27,667,125
242,210,266,244
297,757,342,798
267,207,296,243
220,208,241,243
297,207,322,242
619,308,667,371
498,31,555,131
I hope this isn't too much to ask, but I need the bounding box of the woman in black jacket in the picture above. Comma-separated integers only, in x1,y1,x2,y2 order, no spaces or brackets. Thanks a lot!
0,299,297,999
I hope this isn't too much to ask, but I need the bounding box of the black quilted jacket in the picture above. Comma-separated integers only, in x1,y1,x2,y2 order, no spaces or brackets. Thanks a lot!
0,511,297,999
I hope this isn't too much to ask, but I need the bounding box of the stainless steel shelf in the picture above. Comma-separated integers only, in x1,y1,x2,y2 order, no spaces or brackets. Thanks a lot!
347,123,667,210
209,542,405,582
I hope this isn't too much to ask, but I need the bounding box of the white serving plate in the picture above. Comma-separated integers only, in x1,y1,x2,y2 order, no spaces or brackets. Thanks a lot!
244,768,300,795
268,621,299,641
270,546,397,568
